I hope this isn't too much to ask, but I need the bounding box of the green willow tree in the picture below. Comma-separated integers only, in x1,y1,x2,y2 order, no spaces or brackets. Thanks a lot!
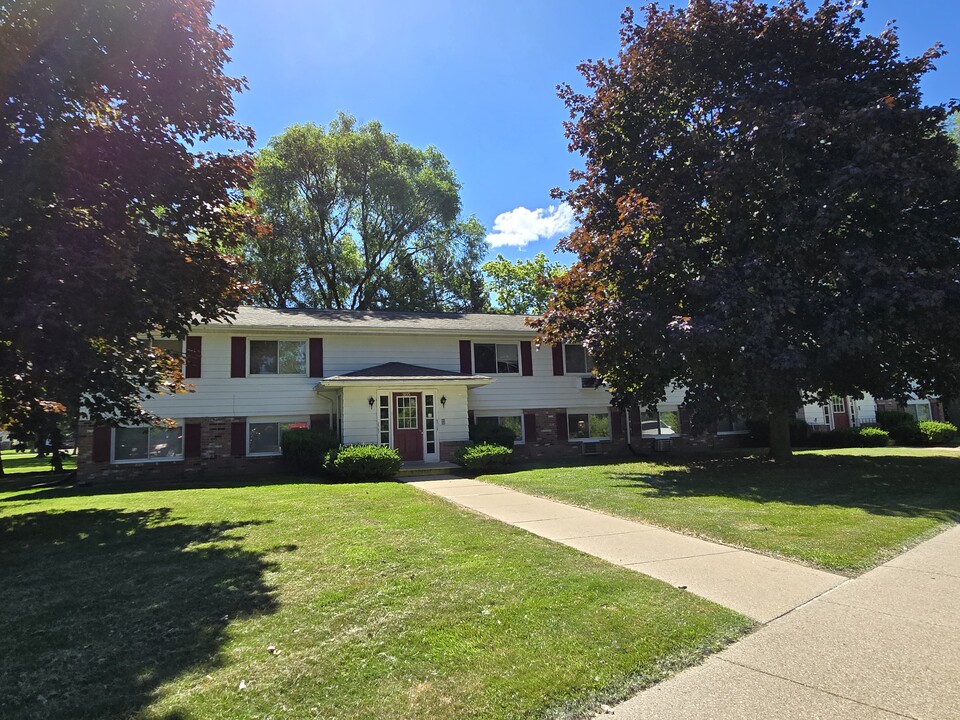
483,252,567,315
247,115,489,312
0,0,257,460
539,0,960,461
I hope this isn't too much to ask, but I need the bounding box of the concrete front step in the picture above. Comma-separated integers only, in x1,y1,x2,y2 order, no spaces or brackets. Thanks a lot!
396,462,461,479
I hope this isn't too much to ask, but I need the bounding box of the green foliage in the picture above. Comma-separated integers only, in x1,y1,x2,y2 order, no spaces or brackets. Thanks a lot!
0,0,258,440
456,442,514,470
540,0,960,463
876,410,914,430
482,252,567,314
809,427,890,449
281,428,340,473
857,427,891,447
888,422,925,446
917,421,957,445
469,422,517,448
247,114,488,312
329,444,402,480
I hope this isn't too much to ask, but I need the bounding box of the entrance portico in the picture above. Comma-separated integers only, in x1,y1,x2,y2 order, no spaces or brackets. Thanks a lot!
316,362,492,463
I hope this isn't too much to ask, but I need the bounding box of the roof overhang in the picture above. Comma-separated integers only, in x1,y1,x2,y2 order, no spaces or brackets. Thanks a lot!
317,376,494,390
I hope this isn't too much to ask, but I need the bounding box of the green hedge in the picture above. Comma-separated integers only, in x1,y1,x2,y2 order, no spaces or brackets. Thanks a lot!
876,410,914,430
808,427,889,448
329,445,402,481
281,428,340,473
917,421,957,445
888,421,924,446
456,442,513,470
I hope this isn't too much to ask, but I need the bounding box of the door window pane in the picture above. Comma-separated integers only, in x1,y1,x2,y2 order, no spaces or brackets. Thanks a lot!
396,396,418,430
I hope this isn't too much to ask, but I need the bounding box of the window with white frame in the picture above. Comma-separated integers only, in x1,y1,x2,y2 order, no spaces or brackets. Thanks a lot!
113,424,183,462
568,411,610,440
248,418,309,455
151,338,184,358
378,395,390,446
425,395,437,455
639,407,680,436
831,396,846,414
473,343,519,374
906,402,932,422
249,340,306,375
475,414,524,444
563,344,595,374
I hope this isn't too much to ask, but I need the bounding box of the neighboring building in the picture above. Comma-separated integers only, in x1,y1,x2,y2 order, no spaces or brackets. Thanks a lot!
798,395,878,432
874,395,946,423
77,307,693,481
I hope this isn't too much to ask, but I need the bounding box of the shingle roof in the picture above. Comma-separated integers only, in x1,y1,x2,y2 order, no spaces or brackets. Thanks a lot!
329,362,485,381
217,306,536,334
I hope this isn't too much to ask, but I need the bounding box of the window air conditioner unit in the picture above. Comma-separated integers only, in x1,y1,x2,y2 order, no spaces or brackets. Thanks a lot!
581,442,601,456
579,376,600,389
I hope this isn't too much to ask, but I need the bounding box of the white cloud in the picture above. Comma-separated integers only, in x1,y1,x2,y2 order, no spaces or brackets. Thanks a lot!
485,203,575,248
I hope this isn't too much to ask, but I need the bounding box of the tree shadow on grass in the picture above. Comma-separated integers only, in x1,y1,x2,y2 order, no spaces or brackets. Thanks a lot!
0,508,278,720
609,453,960,522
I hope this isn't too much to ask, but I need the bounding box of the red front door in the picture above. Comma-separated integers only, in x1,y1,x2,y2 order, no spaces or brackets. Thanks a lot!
392,392,423,461
832,396,850,429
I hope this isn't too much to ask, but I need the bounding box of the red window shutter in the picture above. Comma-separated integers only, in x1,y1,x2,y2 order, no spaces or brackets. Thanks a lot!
678,405,692,435
611,409,623,439
185,336,202,378
230,421,246,456
184,423,202,457
523,412,537,442
310,413,331,430
520,341,533,376
552,344,564,376
230,337,246,378
92,426,112,463
556,411,568,442
459,340,472,375
309,337,324,378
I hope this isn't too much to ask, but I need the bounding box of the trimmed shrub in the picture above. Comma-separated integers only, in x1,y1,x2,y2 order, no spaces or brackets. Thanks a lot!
888,421,924,446
456,442,513,470
808,427,862,448
857,427,890,447
469,422,516,448
917,421,957,446
876,410,914,430
329,444,401,481
282,428,340,473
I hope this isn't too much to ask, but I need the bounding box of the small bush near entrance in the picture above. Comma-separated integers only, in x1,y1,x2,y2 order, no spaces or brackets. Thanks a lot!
469,422,516,448
329,444,402,480
917,421,957,446
857,427,890,447
457,442,513,470
888,421,925,446
281,428,339,473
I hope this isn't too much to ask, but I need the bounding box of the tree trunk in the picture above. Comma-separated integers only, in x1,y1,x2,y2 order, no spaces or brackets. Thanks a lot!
50,430,63,473
768,410,793,462
0,450,4,476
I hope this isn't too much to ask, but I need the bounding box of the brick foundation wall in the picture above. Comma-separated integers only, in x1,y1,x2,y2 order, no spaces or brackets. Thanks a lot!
77,418,283,483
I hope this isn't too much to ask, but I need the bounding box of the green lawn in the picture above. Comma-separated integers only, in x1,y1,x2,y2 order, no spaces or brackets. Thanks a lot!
0,477,749,720
1,449,77,474
479,448,960,574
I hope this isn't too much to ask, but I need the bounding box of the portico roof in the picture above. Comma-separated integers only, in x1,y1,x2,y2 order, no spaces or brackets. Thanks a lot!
317,362,493,388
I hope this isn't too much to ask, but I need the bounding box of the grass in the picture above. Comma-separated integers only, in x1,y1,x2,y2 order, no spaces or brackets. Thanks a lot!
0,476,750,720
1,450,77,475
479,447,960,574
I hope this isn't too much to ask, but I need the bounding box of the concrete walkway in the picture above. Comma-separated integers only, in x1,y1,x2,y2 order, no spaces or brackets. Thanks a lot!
407,476,845,623
606,524,960,720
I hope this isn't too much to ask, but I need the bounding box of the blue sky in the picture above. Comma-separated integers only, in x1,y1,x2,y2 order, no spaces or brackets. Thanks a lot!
211,0,959,265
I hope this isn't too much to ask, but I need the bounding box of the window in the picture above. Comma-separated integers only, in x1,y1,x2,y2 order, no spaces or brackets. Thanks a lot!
563,344,595,374
568,412,610,440
151,338,183,358
396,396,418,429
831,396,846,414
639,408,680,436
716,414,749,434
378,395,390,446
475,414,524,443
906,402,932,422
249,419,309,455
249,340,306,375
114,424,183,462
473,343,519,374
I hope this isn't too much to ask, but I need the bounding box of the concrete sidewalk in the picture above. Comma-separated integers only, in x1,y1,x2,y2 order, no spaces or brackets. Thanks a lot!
606,524,960,720
407,476,845,623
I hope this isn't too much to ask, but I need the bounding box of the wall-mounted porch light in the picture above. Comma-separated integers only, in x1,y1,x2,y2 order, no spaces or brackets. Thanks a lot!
440,395,447,407
368,396,375,408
